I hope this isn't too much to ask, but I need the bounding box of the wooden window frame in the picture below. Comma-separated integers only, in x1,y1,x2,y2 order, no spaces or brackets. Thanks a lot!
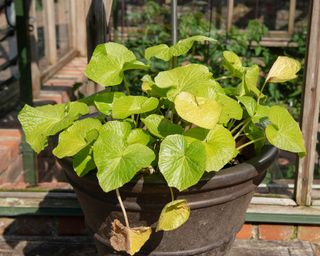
226,0,320,207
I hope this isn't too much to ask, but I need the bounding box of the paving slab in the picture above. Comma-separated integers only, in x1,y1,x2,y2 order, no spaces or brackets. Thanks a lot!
0,236,318,256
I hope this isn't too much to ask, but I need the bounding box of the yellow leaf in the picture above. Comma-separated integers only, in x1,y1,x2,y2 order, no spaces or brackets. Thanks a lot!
110,219,152,255
174,92,222,129
157,199,190,231
266,56,301,83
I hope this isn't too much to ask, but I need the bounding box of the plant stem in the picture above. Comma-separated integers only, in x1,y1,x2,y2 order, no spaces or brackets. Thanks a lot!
169,187,175,201
231,118,250,135
236,137,265,151
116,189,130,228
234,119,251,140
257,81,267,104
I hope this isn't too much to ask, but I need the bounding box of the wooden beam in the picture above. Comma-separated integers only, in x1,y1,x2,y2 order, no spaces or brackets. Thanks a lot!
296,0,320,206
288,0,297,34
227,0,234,31
69,0,77,49
29,0,41,98
43,0,57,64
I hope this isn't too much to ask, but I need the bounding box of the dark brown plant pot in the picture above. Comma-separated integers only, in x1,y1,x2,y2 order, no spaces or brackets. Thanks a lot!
58,145,278,256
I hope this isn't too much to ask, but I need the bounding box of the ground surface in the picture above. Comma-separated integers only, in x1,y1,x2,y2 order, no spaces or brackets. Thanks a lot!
0,237,318,256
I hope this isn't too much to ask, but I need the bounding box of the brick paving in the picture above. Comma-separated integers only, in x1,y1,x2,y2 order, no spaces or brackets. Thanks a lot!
0,237,317,256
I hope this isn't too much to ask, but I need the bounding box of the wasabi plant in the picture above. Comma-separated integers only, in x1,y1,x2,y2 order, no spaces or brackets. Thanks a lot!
18,36,305,255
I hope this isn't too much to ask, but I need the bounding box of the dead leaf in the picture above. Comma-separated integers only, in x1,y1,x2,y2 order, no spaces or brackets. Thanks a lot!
110,219,152,255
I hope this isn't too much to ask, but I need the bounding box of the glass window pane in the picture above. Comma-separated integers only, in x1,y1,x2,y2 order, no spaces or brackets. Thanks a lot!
233,0,290,31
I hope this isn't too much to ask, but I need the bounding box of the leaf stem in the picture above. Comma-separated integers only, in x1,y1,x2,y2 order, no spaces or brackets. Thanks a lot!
169,187,175,201
234,119,251,140
231,118,250,135
116,189,130,228
257,81,267,104
236,137,265,151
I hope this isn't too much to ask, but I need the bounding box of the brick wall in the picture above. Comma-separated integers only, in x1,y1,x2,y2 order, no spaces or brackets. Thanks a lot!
237,223,320,244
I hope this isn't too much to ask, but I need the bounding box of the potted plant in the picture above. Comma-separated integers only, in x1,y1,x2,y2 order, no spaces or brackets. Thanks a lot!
18,36,305,256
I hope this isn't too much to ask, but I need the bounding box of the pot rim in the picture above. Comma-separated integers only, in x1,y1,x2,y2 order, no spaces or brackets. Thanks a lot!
59,145,278,193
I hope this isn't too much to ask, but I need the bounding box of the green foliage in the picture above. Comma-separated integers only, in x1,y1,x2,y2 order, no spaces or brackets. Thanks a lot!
18,37,305,254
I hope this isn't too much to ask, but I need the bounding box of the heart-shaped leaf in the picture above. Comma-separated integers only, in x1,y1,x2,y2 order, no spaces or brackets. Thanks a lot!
184,127,209,141
175,92,222,129
110,219,152,256
18,102,89,153
73,145,96,177
266,106,305,155
145,35,215,61
156,199,190,231
93,121,155,192
53,118,101,158
94,92,125,115
141,75,168,97
216,94,242,124
141,114,183,138
223,51,245,78
266,56,301,83
158,134,206,191
85,42,146,86
112,96,159,119
237,96,257,117
252,105,270,124
127,129,150,145
123,60,149,71
244,64,261,96
154,64,214,101
203,125,236,171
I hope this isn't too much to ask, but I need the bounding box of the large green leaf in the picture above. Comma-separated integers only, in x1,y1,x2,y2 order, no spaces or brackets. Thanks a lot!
93,121,155,192
85,42,146,86
252,105,270,124
141,75,168,98
158,134,206,191
184,127,209,141
237,96,257,117
244,64,261,96
18,102,89,153
266,106,305,155
154,64,214,101
127,129,150,145
53,118,101,158
145,35,215,61
266,56,301,83
174,92,222,129
112,96,159,119
223,51,245,78
203,125,236,171
73,145,96,177
156,199,190,231
94,92,125,115
141,114,183,138
216,94,243,124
